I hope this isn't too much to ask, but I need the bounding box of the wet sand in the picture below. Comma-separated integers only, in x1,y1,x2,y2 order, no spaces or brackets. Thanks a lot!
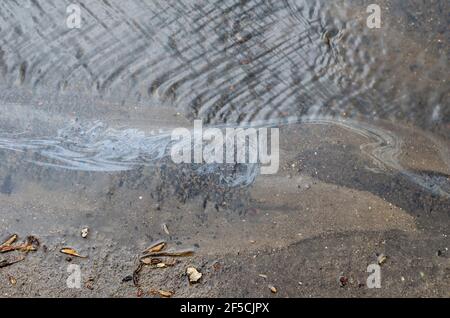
0,118,449,297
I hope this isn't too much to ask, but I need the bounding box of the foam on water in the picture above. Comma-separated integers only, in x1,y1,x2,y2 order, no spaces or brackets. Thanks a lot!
0,116,448,196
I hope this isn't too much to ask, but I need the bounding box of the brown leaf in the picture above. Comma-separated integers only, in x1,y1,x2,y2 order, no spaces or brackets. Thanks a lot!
0,234,18,247
60,248,87,258
140,257,161,265
142,240,166,254
133,263,144,287
158,290,173,298
0,256,25,268
0,235,39,253
145,247,195,257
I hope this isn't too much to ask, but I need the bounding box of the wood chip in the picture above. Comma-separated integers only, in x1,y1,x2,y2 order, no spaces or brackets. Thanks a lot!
0,235,39,253
158,290,174,298
140,257,162,265
0,234,18,248
60,248,87,258
142,240,166,254
133,263,144,287
144,247,195,257
0,256,25,268
161,223,170,235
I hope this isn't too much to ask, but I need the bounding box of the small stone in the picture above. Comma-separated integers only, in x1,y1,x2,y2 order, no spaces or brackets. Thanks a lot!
122,275,133,282
81,227,89,238
268,284,277,293
377,253,387,265
186,267,202,283
339,275,348,287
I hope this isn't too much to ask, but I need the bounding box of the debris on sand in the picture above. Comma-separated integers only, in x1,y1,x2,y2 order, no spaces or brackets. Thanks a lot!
186,267,202,283
339,275,349,287
142,240,166,254
144,247,195,257
81,227,89,238
140,256,162,265
161,223,170,235
258,274,268,279
377,253,387,265
8,275,17,285
268,284,277,293
0,234,18,249
0,256,25,268
21,236,40,252
122,275,133,283
158,290,174,298
85,277,95,290
134,240,196,290
60,248,87,258
0,235,39,253
212,261,221,271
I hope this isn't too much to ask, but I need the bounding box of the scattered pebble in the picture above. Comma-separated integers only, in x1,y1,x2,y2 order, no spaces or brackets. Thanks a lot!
339,275,349,287
377,253,387,265
268,284,277,293
81,227,89,238
161,223,170,235
186,267,202,283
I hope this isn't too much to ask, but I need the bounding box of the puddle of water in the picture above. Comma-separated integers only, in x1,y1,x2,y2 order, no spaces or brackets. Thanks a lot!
0,0,449,258
0,1,448,130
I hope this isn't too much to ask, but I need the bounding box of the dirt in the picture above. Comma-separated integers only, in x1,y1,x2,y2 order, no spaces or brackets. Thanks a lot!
0,121,448,297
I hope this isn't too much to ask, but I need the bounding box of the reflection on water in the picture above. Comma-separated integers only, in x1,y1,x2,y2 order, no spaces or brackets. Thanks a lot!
0,1,448,206
0,0,448,130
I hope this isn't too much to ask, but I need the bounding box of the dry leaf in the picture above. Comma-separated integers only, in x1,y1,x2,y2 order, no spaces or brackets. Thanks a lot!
0,256,25,268
133,263,144,287
140,257,161,265
60,248,87,258
1,235,39,253
158,290,173,298
142,240,166,254
146,247,195,257
1,234,18,247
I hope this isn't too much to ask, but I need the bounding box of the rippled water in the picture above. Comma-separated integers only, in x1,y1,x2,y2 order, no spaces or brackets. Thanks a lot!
0,0,448,193
0,0,448,127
